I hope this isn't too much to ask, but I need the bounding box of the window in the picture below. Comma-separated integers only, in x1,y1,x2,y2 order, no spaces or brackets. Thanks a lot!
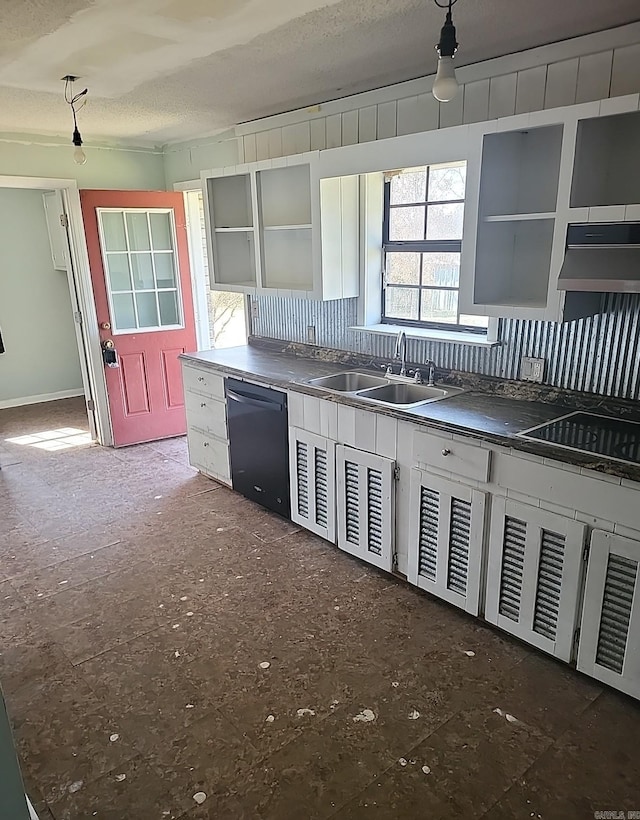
98,208,183,333
382,162,488,332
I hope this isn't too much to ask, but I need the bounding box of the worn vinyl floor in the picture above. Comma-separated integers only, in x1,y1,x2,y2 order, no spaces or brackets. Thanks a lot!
1,398,639,820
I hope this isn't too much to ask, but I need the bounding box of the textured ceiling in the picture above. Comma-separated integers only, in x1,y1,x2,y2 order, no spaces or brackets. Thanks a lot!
0,0,638,146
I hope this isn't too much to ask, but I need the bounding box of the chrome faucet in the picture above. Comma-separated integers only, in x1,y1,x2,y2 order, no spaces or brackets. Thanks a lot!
394,331,407,377
424,359,436,386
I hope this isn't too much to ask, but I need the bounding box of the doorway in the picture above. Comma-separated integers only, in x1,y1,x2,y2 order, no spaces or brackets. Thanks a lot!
0,183,97,462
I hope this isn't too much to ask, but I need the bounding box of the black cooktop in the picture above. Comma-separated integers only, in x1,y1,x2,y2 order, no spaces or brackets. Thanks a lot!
519,411,640,465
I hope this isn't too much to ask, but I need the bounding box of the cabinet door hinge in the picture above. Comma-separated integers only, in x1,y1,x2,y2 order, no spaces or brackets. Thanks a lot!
573,626,581,652
73,311,83,325
87,399,95,412
59,214,69,229
393,466,400,481
582,543,591,562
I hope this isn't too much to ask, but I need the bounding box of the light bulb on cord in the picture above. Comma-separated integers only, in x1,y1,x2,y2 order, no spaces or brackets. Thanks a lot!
432,0,460,103
72,125,87,165
63,77,89,166
433,55,459,102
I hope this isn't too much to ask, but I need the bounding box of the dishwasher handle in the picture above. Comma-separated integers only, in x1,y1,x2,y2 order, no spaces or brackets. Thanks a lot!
226,389,284,410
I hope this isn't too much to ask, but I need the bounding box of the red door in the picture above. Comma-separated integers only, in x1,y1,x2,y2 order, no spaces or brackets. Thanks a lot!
81,190,197,447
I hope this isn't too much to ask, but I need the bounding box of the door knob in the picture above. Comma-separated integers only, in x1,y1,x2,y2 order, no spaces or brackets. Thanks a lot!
101,339,118,368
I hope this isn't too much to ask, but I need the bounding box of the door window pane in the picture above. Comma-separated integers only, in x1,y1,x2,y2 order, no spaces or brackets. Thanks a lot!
154,253,177,289
106,254,132,291
126,212,151,250
136,292,159,327
420,289,459,323
422,252,460,287
426,203,465,240
130,253,154,289
386,252,420,285
389,206,425,241
385,287,419,321
149,212,172,250
112,293,136,329
101,212,127,251
428,163,467,201
158,291,179,325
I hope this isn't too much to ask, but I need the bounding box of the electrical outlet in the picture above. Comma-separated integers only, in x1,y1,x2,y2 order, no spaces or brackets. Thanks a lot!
521,356,545,383
307,325,317,344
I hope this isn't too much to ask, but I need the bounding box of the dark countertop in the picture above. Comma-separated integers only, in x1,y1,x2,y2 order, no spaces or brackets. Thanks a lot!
181,346,640,483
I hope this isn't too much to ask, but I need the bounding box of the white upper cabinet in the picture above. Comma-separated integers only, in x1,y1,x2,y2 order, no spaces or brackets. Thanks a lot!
578,530,640,699
42,190,68,271
202,154,359,300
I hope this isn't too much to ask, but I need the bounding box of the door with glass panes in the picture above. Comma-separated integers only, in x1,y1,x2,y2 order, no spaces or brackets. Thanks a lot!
81,190,197,446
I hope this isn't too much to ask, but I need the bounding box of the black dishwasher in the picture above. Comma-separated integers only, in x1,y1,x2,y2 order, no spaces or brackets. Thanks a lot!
225,378,291,518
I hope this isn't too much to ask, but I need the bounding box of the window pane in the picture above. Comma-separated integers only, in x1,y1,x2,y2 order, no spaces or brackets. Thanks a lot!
130,253,154,289
154,253,177,289
106,254,132,291
428,163,467,201
386,252,420,285
101,212,127,251
422,252,460,287
385,287,419,321
112,293,136,330
126,212,150,251
135,292,158,327
389,206,425,241
390,169,427,204
460,313,490,328
426,203,464,240
149,212,173,250
420,289,459,324
158,291,180,326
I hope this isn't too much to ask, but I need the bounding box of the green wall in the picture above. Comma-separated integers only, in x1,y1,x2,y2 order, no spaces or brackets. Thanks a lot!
163,130,239,186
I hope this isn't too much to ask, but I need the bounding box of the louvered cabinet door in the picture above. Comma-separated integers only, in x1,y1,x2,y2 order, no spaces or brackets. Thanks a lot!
578,530,640,699
485,498,586,661
407,470,487,615
289,427,336,543
336,445,395,572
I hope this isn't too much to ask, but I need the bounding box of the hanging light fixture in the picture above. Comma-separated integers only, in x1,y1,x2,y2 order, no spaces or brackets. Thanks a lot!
62,75,89,165
432,0,460,103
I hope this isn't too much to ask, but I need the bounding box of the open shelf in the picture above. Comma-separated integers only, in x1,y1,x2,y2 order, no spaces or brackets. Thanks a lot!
214,226,254,233
474,218,554,309
263,224,313,231
479,125,563,218
571,110,640,207
212,231,258,288
261,227,313,292
207,174,253,229
258,164,312,228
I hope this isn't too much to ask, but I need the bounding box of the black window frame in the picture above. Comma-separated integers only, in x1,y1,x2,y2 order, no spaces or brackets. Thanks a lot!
382,165,485,334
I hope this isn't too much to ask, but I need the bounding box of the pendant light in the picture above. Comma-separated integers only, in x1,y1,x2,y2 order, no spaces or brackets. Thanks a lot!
63,75,89,165
432,0,460,103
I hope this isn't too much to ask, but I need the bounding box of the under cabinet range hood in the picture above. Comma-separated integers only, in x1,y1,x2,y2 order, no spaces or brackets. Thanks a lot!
558,223,640,293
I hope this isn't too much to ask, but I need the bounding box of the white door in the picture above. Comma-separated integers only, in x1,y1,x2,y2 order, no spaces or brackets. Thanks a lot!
336,445,395,572
289,427,336,543
577,530,640,699
485,497,586,661
407,470,487,615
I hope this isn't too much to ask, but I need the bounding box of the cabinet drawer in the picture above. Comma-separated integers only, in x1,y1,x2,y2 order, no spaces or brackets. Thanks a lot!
185,391,227,439
182,364,225,400
413,429,491,484
187,427,230,482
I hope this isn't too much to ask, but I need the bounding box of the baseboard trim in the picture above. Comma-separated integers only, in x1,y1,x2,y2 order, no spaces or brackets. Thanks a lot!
0,389,85,410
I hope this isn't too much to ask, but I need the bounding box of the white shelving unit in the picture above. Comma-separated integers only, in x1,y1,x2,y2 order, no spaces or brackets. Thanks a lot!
201,153,359,300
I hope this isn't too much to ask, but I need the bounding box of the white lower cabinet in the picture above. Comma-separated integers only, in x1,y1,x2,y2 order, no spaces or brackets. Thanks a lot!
485,497,586,661
336,445,395,572
577,530,640,699
289,427,336,543
407,470,487,616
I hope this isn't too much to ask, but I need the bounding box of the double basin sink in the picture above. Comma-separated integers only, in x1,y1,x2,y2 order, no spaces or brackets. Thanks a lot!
305,371,463,408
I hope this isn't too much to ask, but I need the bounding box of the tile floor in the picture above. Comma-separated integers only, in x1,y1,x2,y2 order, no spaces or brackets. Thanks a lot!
1,398,640,819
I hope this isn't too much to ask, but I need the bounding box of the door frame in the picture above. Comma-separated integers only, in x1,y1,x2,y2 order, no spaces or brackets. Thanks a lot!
0,175,111,445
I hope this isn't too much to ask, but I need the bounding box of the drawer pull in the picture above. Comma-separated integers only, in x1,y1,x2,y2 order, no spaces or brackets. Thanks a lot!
441,448,451,456
203,441,209,448
200,402,207,408
198,376,205,382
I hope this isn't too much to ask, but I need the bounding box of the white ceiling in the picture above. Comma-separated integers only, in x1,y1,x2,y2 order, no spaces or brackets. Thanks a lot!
0,0,638,146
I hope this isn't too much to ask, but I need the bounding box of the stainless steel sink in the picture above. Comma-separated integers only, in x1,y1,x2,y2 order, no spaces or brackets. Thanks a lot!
358,382,463,407
307,371,389,392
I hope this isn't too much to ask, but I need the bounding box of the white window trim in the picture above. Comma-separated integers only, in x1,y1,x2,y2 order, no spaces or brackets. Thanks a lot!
356,170,498,346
